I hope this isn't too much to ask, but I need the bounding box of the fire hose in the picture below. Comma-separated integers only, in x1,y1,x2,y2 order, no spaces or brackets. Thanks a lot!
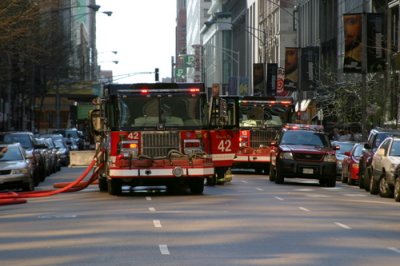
0,149,105,206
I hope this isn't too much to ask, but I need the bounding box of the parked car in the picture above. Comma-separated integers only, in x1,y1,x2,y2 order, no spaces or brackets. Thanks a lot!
269,124,338,187
52,128,85,150
0,143,35,191
40,134,70,166
34,137,53,179
359,128,400,190
42,137,61,172
341,142,364,185
331,140,356,179
370,136,400,197
0,131,45,185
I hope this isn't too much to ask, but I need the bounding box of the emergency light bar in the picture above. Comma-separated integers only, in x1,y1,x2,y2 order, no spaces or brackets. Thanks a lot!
118,88,202,94
284,123,324,131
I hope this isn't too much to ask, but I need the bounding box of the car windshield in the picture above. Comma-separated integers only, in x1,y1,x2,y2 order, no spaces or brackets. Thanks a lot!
353,144,364,158
2,134,33,149
281,131,330,147
0,146,23,161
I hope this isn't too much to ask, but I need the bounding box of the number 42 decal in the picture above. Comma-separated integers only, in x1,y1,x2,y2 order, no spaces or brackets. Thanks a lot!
218,139,232,152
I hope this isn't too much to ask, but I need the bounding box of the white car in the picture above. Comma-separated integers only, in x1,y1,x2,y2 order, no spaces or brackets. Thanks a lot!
370,136,400,197
0,143,35,191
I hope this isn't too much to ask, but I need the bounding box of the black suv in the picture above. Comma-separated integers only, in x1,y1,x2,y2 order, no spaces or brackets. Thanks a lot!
359,128,400,190
269,124,338,187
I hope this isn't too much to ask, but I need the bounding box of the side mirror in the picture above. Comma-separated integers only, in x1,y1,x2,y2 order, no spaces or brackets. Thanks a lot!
89,109,103,136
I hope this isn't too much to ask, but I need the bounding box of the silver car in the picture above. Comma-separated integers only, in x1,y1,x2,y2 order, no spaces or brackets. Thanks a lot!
0,143,35,191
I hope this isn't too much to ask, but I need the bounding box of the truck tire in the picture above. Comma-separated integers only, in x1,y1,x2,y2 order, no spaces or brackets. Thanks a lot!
189,179,204,194
108,179,122,195
98,176,108,192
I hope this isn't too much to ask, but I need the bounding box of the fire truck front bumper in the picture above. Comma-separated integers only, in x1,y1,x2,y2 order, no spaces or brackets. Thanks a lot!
109,166,214,179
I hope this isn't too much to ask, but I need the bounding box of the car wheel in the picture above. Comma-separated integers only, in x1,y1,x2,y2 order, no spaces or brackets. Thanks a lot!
98,176,108,192
379,174,393,198
369,174,379,195
394,177,400,202
275,167,284,184
269,167,276,182
22,176,35,192
341,170,348,183
364,168,371,192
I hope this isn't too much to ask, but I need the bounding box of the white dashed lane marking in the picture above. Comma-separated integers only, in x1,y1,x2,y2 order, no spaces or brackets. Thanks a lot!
159,244,170,255
388,247,400,254
334,222,351,229
274,196,284,200
299,207,310,212
149,207,156,212
146,197,152,201
153,220,162,228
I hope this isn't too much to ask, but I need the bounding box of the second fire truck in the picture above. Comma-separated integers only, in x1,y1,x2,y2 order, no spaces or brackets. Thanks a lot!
232,96,294,174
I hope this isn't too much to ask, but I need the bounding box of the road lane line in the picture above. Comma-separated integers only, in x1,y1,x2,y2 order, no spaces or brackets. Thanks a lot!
334,222,351,229
153,220,162,228
149,207,156,212
388,247,400,254
299,207,310,212
274,196,284,201
241,180,248,183
256,187,264,191
159,244,170,255
146,197,152,201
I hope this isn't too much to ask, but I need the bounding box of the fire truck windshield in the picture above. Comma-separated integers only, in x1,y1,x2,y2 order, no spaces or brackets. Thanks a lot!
115,94,209,129
239,102,292,128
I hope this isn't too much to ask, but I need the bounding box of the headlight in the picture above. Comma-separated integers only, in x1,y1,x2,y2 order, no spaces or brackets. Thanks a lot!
279,152,293,160
11,168,28,174
324,154,336,162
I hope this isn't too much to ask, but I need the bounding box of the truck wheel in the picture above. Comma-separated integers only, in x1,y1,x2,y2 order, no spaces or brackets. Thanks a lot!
98,176,108,192
206,175,217,186
215,168,226,185
394,177,400,202
189,179,204,194
108,179,122,195
326,176,336,187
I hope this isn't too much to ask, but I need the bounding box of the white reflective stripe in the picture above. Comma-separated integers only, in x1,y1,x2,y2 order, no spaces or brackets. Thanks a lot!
109,167,213,177
109,169,140,176
211,153,235,161
234,156,250,161
188,167,214,175
249,156,270,162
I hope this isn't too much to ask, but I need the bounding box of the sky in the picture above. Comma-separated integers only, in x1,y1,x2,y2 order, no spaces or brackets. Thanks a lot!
96,0,176,83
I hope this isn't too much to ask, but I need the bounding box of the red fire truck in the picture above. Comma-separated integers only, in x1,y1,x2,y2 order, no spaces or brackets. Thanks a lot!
232,96,294,174
89,82,239,195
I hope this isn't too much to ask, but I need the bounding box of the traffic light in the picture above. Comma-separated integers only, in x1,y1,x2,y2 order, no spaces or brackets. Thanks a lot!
155,68,159,81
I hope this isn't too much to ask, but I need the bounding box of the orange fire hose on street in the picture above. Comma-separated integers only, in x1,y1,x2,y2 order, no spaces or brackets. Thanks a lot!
0,149,104,206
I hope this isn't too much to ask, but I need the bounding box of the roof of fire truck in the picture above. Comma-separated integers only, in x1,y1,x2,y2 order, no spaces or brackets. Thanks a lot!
104,82,207,96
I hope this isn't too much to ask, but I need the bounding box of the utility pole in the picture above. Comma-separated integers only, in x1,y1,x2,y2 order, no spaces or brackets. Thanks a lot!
361,1,368,141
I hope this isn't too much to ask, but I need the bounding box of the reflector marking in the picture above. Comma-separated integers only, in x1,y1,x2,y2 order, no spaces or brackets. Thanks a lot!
153,220,162,228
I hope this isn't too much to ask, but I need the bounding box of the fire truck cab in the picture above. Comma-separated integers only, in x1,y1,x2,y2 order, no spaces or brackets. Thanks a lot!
232,96,294,174
90,82,239,195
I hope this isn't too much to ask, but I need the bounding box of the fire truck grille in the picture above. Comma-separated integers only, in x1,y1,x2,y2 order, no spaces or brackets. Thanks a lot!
250,129,279,148
142,131,180,157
